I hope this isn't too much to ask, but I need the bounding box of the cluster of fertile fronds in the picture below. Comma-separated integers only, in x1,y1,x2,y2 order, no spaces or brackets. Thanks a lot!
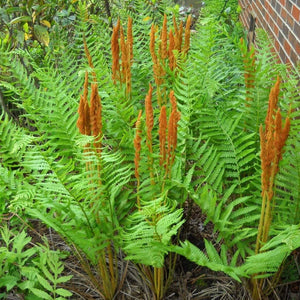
134,110,143,206
240,37,256,104
134,88,180,188
165,90,180,177
111,17,133,95
77,41,103,153
132,87,180,299
255,76,290,254
150,14,192,105
77,74,103,153
252,77,290,300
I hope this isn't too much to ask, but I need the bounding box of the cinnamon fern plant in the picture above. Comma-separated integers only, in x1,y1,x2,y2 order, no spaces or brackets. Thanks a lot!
0,1,299,299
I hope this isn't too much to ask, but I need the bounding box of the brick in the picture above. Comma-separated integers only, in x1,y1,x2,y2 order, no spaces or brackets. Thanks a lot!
281,7,287,19
286,0,293,13
265,1,270,12
284,40,291,55
271,0,276,7
274,23,279,35
282,23,289,35
290,50,298,66
277,17,283,27
288,31,297,46
275,2,282,13
294,21,300,38
279,48,286,62
275,39,281,51
278,31,284,43
280,0,286,4
287,14,294,28
295,43,300,57
292,5,300,21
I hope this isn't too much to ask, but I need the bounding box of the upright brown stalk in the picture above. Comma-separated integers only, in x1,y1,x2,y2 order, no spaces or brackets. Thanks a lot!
160,14,168,60
159,105,167,167
150,24,157,62
84,38,94,69
183,15,192,54
150,23,165,106
166,91,180,175
172,15,178,39
111,19,120,84
77,95,86,135
127,17,133,63
112,19,132,95
145,84,154,153
134,110,143,207
240,37,256,105
90,83,102,152
83,38,97,81
120,26,127,84
145,84,155,182
175,21,183,51
168,30,175,70
77,71,91,136
252,76,291,299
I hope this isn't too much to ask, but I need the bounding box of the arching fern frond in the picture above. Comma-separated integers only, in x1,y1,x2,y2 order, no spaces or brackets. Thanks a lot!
122,196,184,267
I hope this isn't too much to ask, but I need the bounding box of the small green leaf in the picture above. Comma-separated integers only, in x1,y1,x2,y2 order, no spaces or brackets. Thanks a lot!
29,287,52,300
56,275,73,284
36,274,53,292
55,288,72,297
34,25,50,46
10,16,32,24
0,275,19,291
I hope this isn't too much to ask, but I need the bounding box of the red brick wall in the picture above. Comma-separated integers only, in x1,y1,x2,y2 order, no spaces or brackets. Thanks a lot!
239,0,300,68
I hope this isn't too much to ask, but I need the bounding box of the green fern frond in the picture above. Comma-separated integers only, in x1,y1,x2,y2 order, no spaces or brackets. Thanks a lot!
170,240,246,282
122,196,184,267
241,225,300,276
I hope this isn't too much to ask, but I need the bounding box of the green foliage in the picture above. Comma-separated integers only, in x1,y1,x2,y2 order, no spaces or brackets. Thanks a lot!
0,225,72,299
122,196,184,267
168,15,300,293
0,1,299,299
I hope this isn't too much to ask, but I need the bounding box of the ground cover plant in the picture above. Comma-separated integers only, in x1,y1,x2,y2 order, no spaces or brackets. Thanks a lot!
0,0,299,299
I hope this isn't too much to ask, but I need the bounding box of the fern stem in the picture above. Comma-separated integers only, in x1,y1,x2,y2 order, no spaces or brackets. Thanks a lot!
255,191,267,254
107,242,118,292
134,110,143,207
154,267,164,300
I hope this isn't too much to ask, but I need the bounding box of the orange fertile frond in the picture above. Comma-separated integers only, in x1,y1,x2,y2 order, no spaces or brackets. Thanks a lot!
90,83,102,142
183,14,192,54
84,100,91,136
134,110,143,180
83,71,89,101
111,19,120,84
173,15,178,37
160,14,168,60
150,24,157,61
168,29,175,70
127,16,133,63
169,90,177,112
77,73,91,136
167,91,180,168
260,76,290,195
77,95,86,135
159,105,167,166
176,21,183,51
120,26,127,84
83,37,94,70
274,110,290,163
145,84,154,152
265,76,280,132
